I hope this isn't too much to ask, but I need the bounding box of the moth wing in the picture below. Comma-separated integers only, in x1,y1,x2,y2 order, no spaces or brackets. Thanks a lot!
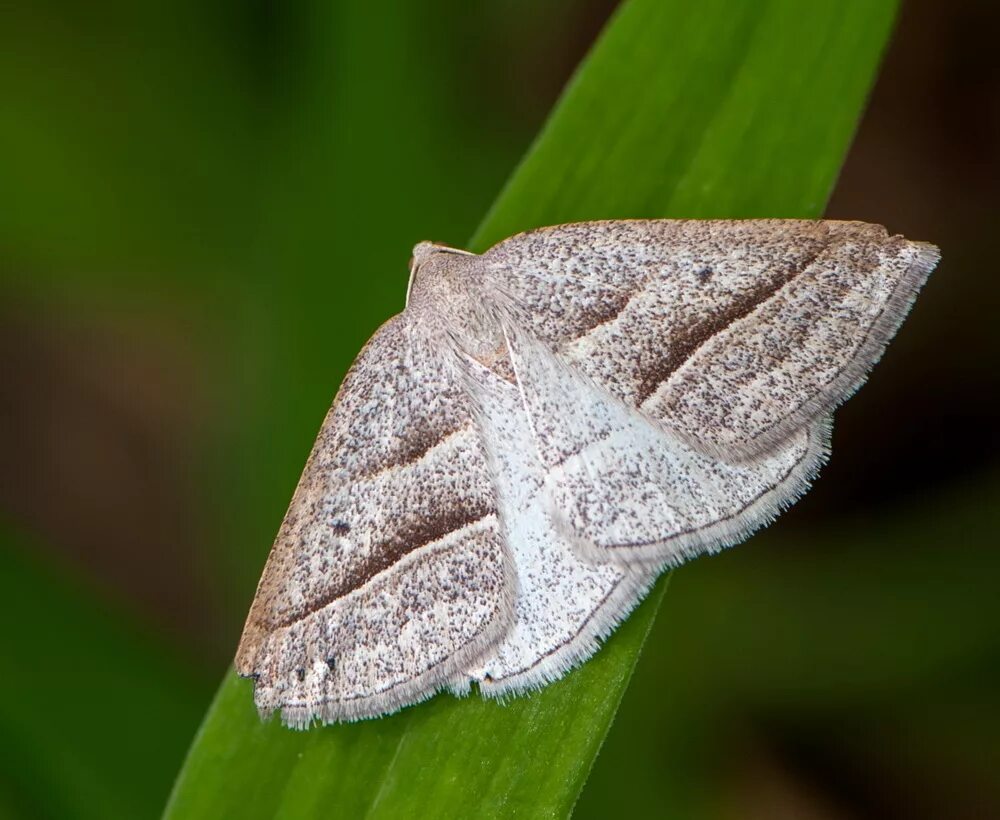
457,357,654,695
483,219,937,459
235,316,515,726
499,323,827,566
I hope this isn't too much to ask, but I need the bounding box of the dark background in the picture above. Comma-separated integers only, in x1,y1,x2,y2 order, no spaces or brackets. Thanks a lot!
1,1,997,818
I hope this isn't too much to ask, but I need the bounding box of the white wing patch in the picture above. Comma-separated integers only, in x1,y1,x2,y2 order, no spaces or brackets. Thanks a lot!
236,220,938,725
459,357,651,695
502,323,826,568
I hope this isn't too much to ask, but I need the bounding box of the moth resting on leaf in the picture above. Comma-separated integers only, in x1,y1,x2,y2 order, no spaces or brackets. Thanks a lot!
235,219,938,727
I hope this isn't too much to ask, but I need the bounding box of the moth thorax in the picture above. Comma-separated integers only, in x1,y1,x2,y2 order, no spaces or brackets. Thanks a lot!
407,248,486,323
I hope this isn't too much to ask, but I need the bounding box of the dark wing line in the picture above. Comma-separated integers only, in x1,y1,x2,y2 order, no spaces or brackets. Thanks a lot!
278,519,511,710
728,242,938,458
270,505,495,629
647,241,939,460
632,243,826,404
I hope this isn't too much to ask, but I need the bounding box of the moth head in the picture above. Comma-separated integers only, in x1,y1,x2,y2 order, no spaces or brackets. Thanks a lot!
406,241,476,307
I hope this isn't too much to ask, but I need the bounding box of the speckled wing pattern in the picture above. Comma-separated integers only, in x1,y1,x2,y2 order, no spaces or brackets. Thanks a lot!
236,219,938,725
235,317,516,726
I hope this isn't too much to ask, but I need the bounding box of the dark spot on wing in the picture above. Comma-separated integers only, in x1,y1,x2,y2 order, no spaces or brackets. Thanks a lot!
271,500,493,628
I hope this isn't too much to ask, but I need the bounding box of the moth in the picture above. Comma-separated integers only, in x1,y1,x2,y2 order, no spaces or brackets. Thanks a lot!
236,219,938,727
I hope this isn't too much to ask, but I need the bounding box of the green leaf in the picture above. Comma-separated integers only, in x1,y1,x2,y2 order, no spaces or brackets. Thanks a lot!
165,0,899,817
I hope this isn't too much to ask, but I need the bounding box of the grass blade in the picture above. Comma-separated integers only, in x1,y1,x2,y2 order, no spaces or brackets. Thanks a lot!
165,1,899,816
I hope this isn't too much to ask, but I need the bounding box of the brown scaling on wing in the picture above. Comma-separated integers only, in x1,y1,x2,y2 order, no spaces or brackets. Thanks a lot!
482,220,936,462
643,223,937,458
310,317,471,481
483,220,838,413
235,315,496,677
268,498,493,630
631,240,829,405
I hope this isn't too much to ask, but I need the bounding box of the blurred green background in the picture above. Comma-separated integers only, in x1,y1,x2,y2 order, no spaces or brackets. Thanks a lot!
1,1,997,818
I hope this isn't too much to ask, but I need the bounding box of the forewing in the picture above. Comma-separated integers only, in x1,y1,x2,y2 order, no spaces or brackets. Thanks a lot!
235,316,514,725
483,219,937,458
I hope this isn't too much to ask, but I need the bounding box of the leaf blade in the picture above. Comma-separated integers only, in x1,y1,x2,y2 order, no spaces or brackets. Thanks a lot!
165,1,899,817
